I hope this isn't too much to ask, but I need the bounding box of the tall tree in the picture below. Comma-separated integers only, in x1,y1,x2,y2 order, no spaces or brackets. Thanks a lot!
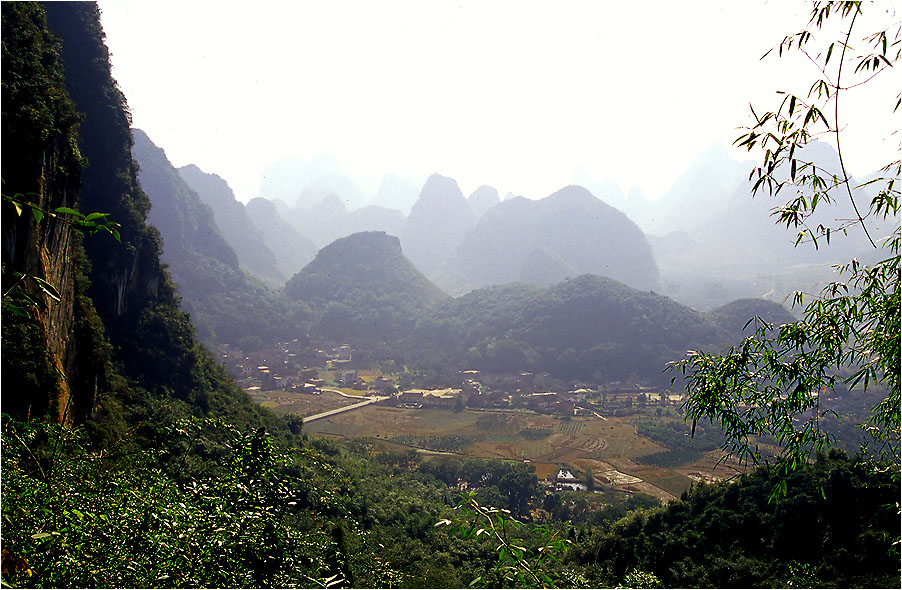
670,1,900,478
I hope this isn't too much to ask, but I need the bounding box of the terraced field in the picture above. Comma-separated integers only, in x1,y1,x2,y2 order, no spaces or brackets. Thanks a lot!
301,406,732,501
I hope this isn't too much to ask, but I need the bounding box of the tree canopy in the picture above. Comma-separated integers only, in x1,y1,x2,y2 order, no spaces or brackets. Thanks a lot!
670,0,900,477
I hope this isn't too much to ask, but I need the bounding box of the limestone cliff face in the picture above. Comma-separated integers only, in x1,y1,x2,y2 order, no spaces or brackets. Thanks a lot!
1,2,103,422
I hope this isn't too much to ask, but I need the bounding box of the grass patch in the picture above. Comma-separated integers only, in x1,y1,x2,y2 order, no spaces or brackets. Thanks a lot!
520,427,554,440
487,434,518,443
636,448,703,468
647,474,693,497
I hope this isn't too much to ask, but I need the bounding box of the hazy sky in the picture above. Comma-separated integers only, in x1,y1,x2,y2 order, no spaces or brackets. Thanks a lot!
97,0,898,205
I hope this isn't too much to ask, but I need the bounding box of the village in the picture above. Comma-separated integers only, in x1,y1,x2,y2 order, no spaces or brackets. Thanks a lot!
219,340,689,418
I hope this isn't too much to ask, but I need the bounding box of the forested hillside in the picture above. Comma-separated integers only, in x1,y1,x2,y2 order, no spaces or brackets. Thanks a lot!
284,231,449,341
404,275,794,383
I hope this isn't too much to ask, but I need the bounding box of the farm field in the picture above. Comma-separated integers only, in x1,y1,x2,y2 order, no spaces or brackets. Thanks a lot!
248,389,360,418
302,405,731,502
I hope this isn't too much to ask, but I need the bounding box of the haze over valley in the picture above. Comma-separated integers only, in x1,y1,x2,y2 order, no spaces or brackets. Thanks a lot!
134,128,892,313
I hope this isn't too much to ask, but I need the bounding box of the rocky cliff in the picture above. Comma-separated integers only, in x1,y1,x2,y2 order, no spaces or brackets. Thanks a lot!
1,2,106,422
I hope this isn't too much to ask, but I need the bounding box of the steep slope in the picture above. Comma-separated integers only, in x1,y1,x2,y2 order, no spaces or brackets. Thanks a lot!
437,185,660,295
285,231,449,341
132,130,238,271
245,197,318,277
178,164,284,285
42,2,208,407
33,1,298,433
401,174,477,276
132,130,311,349
1,2,106,422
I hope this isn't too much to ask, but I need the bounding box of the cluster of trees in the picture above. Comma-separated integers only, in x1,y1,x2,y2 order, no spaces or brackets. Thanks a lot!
569,451,900,588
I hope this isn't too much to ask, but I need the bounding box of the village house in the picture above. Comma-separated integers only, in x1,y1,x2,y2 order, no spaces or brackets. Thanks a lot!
398,390,425,406
397,388,461,408
336,369,359,386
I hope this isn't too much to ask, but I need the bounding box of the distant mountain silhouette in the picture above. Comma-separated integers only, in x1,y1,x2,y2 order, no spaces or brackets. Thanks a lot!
132,129,308,348
286,194,406,248
284,231,448,340
650,141,893,310
132,130,238,271
434,185,660,295
569,169,651,226
296,173,368,211
645,142,750,235
373,173,423,214
401,173,477,276
178,164,284,285
245,197,318,278
259,152,369,210
468,185,501,219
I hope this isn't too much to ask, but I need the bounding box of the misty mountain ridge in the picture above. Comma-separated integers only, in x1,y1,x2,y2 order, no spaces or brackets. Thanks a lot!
433,185,660,296
259,152,369,210
569,168,651,226
144,135,893,312
285,193,406,249
178,163,285,285
245,197,318,278
132,129,238,272
132,129,311,348
401,173,478,276
468,185,501,219
652,140,898,310
373,172,425,214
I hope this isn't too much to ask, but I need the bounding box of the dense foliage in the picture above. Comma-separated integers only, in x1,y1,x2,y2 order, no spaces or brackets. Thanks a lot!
570,450,900,588
284,231,449,341
633,419,726,468
400,276,795,384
